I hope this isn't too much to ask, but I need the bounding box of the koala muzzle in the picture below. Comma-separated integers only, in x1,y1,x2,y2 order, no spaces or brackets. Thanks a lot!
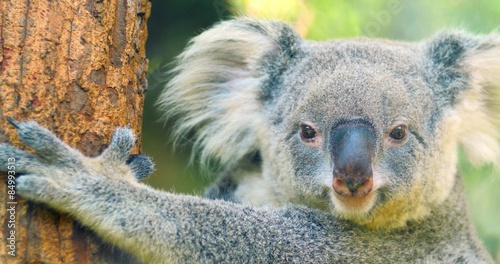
331,121,376,198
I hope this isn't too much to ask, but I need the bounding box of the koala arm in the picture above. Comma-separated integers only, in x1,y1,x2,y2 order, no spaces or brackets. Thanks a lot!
0,120,342,263
1,120,491,263
18,120,471,263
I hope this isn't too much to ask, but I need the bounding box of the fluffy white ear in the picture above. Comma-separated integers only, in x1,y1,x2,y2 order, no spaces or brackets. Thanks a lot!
458,35,500,166
158,18,301,168
426,31,500,166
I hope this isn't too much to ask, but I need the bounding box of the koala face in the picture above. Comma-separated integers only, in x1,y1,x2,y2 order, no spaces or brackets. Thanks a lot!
264,40,446,228
160,19,500,229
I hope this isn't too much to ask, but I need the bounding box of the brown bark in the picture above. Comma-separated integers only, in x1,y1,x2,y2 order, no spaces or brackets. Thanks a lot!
0,0,150,263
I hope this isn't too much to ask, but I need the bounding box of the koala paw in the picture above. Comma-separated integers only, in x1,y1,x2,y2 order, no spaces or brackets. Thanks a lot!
126,154,155,180
0,119,154,210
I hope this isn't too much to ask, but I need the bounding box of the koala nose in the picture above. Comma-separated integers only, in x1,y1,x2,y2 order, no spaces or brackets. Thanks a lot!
333,177,373,197
330,121,376,197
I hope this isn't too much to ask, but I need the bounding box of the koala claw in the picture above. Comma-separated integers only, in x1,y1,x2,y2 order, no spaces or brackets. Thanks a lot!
6,116,20,128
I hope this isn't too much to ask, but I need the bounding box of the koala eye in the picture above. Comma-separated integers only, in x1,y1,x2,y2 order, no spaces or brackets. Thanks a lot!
389,125,407,141
300,124,317,140
299,121,322,147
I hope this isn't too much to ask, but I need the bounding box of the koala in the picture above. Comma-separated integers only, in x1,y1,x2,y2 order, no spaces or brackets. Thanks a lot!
1,18,500,263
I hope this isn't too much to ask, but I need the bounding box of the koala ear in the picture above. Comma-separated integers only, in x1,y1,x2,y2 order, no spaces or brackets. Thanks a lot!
158,18,301,167
425,31,500,166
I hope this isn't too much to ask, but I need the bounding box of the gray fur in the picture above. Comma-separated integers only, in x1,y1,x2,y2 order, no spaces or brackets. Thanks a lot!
2,18,500,263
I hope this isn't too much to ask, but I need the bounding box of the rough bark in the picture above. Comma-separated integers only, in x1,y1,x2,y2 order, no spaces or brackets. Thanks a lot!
0,0,150,263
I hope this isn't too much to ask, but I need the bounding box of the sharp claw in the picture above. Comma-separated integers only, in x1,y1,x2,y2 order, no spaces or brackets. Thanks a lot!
6,117,20,129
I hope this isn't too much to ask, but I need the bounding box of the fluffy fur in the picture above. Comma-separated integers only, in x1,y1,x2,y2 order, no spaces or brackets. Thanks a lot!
157,19,301,168
1,19,499,263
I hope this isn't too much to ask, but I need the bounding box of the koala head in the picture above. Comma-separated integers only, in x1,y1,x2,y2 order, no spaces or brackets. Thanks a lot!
159,19,500,229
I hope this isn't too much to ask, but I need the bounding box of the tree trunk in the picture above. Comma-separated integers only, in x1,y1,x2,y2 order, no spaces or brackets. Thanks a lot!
0,0,150,263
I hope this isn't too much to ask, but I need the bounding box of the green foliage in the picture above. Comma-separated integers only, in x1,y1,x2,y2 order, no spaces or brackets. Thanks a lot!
305,0,361,39
460,152,500,261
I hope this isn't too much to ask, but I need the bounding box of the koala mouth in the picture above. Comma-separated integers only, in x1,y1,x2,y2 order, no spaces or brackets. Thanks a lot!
326,174,384,216
332,189,377,213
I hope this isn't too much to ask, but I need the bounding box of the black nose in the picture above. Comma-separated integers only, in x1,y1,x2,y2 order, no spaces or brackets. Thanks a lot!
330,121,376,197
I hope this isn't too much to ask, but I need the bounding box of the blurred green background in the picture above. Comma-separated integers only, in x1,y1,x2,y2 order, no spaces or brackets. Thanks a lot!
143,0,500,261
